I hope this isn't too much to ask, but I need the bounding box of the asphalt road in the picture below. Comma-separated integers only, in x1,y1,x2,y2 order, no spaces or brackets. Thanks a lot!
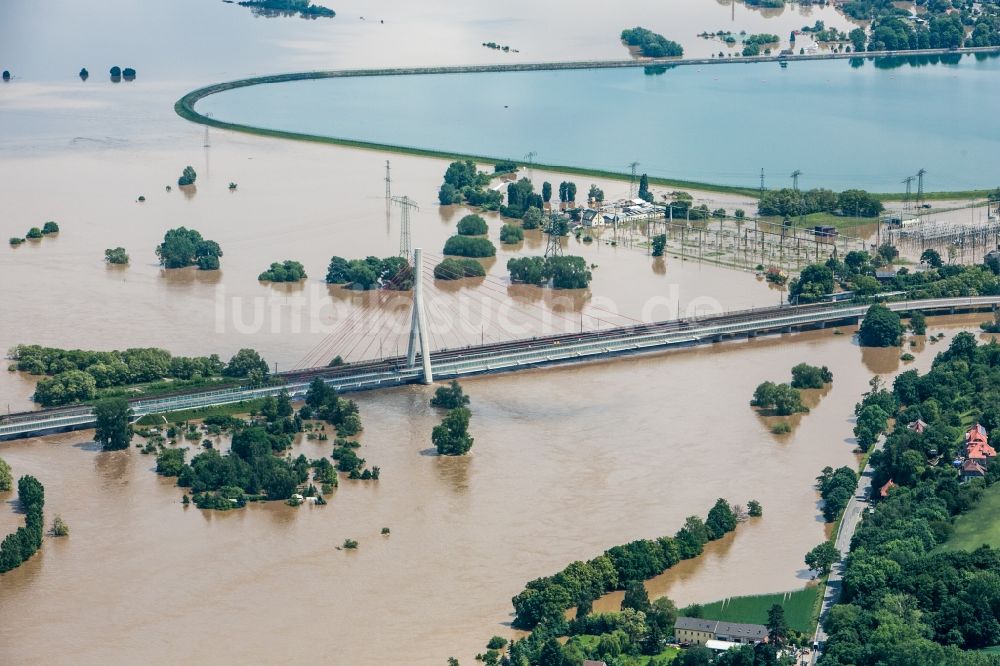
810,435,886,664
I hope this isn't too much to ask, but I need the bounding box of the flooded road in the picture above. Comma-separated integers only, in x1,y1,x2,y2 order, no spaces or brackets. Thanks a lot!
1,317,988,664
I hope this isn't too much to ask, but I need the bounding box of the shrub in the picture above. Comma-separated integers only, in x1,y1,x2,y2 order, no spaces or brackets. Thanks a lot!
443,235,495,258
790,363,833,389
26,227,43,239
771,421,792,434
177,165,197,187
51,515,69,537
499,223,524,244
456,214,488,236
430,380,470,409
105,247,129,264
343,539,358,549
41,221,59,234
258,260,307,282
433,258,485,280
9,237,24,246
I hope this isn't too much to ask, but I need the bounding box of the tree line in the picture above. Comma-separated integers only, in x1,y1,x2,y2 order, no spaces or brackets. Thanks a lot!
12,345,270,406
820,333,1000,663
510,498,741,630
0,475,45,574
791,252,1000,305
326,255,412,290
758,187,884,219
508,256,592,289
620,27,684,57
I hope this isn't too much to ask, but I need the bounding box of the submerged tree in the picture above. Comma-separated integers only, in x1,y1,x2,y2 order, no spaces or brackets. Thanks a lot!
432,407,474,456
93,397,133,451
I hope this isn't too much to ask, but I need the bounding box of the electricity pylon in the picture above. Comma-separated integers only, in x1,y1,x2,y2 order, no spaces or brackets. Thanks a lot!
392,195,418,259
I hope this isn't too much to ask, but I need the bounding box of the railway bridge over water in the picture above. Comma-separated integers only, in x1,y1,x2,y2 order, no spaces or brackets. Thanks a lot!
3,293,998,442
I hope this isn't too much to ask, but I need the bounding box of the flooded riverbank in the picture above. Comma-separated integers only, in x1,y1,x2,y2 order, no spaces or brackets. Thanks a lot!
1,316,991,664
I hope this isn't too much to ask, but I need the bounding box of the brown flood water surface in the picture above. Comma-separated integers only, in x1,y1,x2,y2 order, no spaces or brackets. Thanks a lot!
0,318,985,665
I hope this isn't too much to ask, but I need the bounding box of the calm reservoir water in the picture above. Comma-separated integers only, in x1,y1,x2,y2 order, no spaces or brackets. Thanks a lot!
198,55,1000,192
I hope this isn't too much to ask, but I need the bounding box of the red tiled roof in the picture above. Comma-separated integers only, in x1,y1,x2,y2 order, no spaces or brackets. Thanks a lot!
967,442,996,460
967,424,988,444
880,480,897,497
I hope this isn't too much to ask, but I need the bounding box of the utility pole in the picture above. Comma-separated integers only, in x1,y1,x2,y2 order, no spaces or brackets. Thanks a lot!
628,161,640,200
759,168,766,195
405,248,433,384
916,168,926,206
392,195,418,259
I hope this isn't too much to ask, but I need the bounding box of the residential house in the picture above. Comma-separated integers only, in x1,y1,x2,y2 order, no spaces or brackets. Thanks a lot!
961,459,987,481
674,617,768,646
907,419,928,434
966,441,996,465
879,480,897,498
966,424,988,445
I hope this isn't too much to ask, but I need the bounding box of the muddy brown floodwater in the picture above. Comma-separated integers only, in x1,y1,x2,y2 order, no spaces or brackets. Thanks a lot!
1,317,990,665
0,0,981,663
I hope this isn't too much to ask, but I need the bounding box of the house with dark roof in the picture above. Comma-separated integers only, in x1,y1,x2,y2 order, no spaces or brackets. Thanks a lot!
674,617,768,646
961,459,987,481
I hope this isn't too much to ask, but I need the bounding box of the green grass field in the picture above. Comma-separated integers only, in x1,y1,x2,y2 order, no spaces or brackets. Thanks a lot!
759,212,878,234
683,586,822,635
938,482,1000,552
135,399,266,426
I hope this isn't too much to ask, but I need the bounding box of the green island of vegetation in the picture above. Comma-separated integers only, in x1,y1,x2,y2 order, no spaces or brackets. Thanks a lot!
438,160,503,209
0,474,45,574
10,344,269,406
621,27,684,58
456,214,489,236
325,255,411,290
236,0,334,19
258,259,307,282
499,223,524,244
433,257,486,281
177,165,196,187
105,247,129,265
508,255,592,290
443,235,496,258
741,33,780,57
156,227,222,270
430,382,474,456
152,380,378,509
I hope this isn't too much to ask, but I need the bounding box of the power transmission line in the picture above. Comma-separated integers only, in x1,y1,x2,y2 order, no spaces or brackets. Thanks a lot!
392,195,418,259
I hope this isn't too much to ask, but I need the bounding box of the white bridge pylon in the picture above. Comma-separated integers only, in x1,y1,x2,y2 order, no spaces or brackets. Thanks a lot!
405,247,433,384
